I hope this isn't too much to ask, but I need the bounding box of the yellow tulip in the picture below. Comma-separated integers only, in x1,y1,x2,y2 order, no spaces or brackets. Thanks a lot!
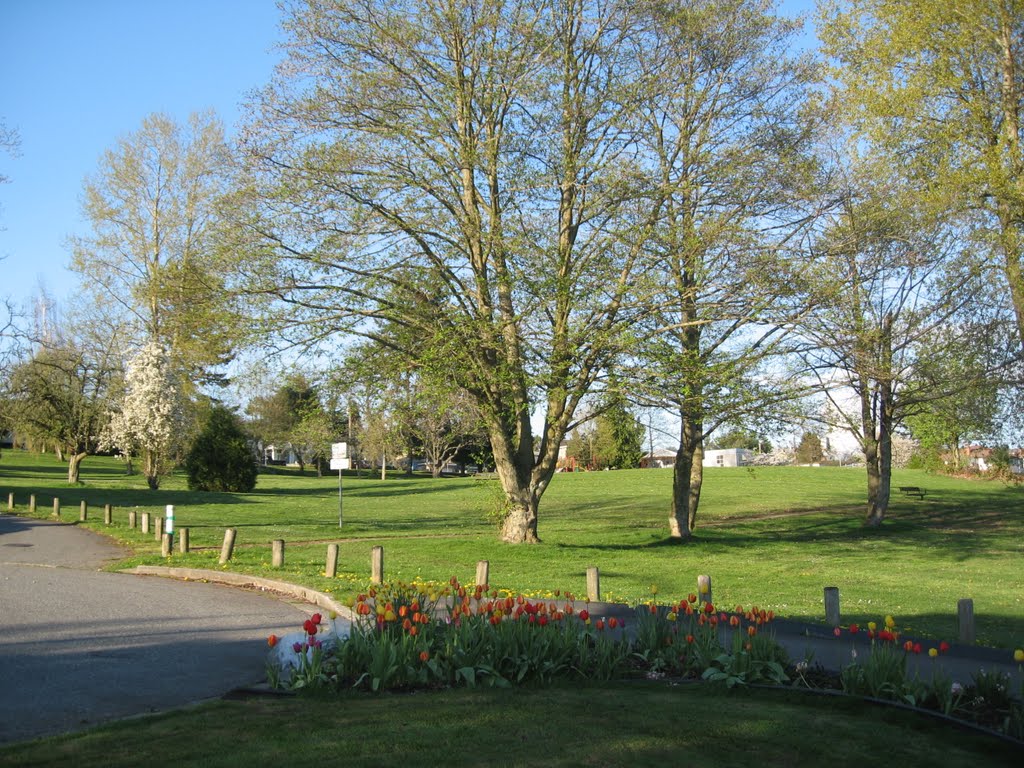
1014,649,1024,663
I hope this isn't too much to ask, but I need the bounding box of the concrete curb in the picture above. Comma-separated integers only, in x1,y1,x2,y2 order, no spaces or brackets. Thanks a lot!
121,566,357,622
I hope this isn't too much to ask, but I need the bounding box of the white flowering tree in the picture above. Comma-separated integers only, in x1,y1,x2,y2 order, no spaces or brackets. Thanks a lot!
103,342,183,489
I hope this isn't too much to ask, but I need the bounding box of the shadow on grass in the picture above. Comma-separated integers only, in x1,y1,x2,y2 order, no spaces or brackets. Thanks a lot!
554,497,1023,562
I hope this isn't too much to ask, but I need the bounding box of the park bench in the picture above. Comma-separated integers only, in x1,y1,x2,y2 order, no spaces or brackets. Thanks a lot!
898,486,926,499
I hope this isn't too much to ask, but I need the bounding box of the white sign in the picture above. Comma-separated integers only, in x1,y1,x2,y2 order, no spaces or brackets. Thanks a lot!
331,442,348,460
330,458,351,470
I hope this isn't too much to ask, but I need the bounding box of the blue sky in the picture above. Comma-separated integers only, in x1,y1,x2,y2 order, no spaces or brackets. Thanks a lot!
0,0,283,304
0,0,817,310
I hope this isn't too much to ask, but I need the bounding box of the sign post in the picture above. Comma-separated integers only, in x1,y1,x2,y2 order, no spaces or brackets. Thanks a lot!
330,443,350,529
165,504,175,548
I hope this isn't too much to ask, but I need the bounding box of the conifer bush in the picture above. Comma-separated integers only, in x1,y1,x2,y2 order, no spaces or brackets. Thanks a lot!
184,406,257,492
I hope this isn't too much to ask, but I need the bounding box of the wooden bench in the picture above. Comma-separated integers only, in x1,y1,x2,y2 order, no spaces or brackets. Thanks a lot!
898,486,926,499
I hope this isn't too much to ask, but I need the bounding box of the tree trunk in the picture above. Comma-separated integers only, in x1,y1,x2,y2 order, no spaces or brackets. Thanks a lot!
67,452,87,484
380,450,387,481
144,449,161,490
669,410,704,540
865,314,894,527
499,492,540,544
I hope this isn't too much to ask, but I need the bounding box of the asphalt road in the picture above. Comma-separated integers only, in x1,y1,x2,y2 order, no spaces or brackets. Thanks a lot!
0,513,314,744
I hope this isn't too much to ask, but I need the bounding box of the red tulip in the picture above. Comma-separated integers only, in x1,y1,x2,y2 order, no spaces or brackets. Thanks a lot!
849,623,859,634
939,641,950,653
267,634,278,648
595,619,605,631
609,617,618,629
579,609,590,622
310,613,322,625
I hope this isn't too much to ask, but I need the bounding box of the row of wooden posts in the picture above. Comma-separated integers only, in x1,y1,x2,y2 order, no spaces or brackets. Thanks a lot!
7,492,981,643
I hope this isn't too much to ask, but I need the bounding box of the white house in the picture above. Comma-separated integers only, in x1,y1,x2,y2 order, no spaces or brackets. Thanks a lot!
640,450,677,469
702,448,754,468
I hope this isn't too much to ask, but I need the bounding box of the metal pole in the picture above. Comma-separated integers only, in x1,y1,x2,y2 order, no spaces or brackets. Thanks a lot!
338,465,343,528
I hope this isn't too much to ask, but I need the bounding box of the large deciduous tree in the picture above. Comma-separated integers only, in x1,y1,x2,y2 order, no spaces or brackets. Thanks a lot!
69,111,239,384
800,168,1012,526
820,0,1024,344
233,0,657,542
626,0,818,540
1,313,123,483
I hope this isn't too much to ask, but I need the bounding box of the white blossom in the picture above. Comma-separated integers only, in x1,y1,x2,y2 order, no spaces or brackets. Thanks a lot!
102,342,183,488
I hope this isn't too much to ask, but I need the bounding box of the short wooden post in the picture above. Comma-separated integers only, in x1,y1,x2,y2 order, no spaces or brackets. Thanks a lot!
29,494,36,513
272,539,285,567
179,527,190,554
824,586,841,626
128,509,137,529
79,500,88,522
586,566,601,602
7,492,13,511
325,544,339,578
161,533,172,557
53,497,60,518
697,574,712,605
141,512,150,534
219,528,237,564
958,598,975,644
104,504,112,525
475,560,490,588
154,516,163,540
371,546,384,584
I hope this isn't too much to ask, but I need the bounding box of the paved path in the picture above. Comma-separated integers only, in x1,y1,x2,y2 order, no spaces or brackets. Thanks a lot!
0,514,316,745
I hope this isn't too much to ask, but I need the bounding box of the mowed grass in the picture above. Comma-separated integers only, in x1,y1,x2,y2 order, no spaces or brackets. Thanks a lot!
2,450,1022,647
1,683,1021,768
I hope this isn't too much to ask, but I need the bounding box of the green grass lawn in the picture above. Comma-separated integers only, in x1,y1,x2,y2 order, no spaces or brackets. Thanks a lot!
0,683,1019,767
2,450,1022,647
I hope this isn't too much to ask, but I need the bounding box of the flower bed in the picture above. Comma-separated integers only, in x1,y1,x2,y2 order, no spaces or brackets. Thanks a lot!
265,578,1024,740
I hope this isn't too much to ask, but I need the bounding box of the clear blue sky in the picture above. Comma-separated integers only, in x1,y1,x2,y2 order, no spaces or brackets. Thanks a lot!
0,0,283,304
0,0,816,310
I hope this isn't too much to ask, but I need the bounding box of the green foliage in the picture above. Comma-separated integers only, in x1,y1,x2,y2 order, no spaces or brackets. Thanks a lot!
566,398,645,470
794,432,823,465
183,406,257,492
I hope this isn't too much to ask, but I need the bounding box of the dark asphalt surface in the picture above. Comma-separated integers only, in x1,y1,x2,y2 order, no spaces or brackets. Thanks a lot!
0,514,314,744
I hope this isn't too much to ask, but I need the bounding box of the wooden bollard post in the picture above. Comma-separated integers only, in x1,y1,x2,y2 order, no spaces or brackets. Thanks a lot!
325,544,339,578
141,512,150,534
371,546,384,584
179,527,190,554
586,566,601,602
272,539,285,567
824,586,841,626
154,516,164,540
128,509,137,529
161,533,172,557
219,528,237,564
104,504,112,525
697,574,712,605
958,598,975,644
29,494,36,513
53,497,60,518
476,560,490,588
79,500,88,522
7,492,13,511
